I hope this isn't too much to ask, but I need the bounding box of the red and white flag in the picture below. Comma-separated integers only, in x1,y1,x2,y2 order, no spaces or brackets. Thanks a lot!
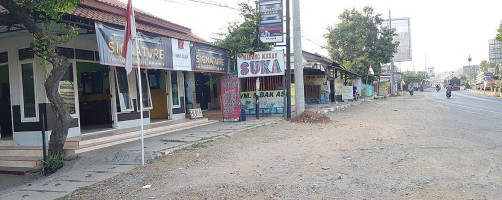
122,0,137,75
368,64,375,75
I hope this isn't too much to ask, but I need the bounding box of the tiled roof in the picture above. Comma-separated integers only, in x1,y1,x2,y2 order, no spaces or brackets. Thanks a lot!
71,6,205,42
0,0,206,43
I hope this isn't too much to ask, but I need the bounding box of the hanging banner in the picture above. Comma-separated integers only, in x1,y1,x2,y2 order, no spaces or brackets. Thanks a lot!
342,86,353,100
259,0,284,43
221,75,241,122
237,50,285,78
193,43,230,74
172,38,192,71
335,79,343,95
95,22,173,70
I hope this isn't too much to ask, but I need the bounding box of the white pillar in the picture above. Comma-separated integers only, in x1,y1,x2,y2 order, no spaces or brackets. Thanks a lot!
293,0,305,114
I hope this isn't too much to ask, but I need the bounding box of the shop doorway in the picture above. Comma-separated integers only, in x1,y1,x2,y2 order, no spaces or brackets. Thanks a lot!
0,65,12,139
147,70,169,121
195,73,210,110
76,62,112,132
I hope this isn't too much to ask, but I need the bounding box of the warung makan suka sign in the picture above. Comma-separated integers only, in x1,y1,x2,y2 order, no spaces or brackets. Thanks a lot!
237,50,285,78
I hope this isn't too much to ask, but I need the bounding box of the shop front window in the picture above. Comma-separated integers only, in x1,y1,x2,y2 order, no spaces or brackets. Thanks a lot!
115,67,133,112
138,69,152,110
59,64,76,115
21,62,38,120
171,72,179,107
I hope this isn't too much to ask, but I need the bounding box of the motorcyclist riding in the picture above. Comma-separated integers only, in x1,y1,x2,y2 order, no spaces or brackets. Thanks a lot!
436,84,440,91
409,83,414,96
446,83,453,98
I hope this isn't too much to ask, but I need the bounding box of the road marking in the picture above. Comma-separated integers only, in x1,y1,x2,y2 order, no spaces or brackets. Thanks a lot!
425,93,502,116
454,91,501,103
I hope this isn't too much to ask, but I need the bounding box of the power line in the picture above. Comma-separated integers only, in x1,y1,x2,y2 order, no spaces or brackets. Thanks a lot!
300,30,328,49
162,0,190,6
301,35,328,49
163,0,239,10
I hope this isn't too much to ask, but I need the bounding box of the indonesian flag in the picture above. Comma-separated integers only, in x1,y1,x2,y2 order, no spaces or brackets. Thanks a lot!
122,0,137,75
368,65,375,75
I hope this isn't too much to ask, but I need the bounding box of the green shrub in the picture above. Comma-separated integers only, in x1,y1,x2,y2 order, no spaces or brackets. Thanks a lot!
43,154,64,169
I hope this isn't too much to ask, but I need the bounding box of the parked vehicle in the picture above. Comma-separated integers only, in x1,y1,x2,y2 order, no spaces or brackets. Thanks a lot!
476,72,498,90
409,90,414,96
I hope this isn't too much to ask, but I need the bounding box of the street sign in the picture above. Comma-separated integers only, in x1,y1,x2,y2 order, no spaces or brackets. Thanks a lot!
259,0,283,43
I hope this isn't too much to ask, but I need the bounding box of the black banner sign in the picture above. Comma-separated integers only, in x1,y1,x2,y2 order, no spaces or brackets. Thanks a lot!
193,43,229,74
95,22,229,74
95,22,174,70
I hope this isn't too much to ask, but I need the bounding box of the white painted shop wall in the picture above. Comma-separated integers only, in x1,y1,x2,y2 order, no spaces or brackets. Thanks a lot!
0,33,100,146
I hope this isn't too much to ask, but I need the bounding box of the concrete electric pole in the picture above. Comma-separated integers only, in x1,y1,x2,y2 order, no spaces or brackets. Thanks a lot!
293,0,305,114
389,10,396,95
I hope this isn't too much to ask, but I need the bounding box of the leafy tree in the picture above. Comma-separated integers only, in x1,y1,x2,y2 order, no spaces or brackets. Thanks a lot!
0,0,83,158
213,3,272,71
402,71,427,84
480,60,498,72
325,7,398,83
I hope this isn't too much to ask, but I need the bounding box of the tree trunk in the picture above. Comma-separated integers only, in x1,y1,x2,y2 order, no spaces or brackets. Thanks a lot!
1,0,73,158
44,54,73,157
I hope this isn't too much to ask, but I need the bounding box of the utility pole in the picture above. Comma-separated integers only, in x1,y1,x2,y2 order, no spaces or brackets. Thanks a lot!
255,1,260,120
389,10,396,95
285,0,291,119
293,0,304,114
468,55,472,67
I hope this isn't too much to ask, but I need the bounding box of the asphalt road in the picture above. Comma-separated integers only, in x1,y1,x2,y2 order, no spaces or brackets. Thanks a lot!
426,88,502,116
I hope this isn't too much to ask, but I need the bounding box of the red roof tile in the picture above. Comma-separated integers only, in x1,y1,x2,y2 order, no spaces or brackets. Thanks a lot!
71,6,205,42
0,0,207,43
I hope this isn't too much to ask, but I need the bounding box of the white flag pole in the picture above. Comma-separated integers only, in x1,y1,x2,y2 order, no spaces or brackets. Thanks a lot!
130,5,145,166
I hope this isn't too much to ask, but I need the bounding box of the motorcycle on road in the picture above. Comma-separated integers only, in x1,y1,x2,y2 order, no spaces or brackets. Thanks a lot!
446,90,452,98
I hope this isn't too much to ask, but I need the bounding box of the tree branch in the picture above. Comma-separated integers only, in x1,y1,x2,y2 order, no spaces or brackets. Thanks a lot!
0,0,44,38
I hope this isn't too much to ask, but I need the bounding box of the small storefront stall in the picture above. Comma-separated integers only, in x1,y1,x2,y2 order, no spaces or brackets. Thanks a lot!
237,50,294,114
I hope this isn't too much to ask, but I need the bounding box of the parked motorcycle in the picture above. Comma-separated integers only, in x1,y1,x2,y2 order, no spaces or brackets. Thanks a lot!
446,90,451,98
409,90,414,96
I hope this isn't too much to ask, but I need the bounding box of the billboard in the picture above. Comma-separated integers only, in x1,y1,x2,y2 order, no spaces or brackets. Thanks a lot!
382,18,412,62
259,0,283,43
237,50,285,78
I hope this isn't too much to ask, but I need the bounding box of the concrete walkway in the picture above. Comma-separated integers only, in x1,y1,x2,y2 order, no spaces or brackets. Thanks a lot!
0,118,280,200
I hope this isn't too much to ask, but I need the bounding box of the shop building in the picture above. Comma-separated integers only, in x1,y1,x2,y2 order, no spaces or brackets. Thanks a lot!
0,0,229,171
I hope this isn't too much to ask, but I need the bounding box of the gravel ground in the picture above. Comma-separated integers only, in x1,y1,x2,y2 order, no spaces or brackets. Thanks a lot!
61,91,502,199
